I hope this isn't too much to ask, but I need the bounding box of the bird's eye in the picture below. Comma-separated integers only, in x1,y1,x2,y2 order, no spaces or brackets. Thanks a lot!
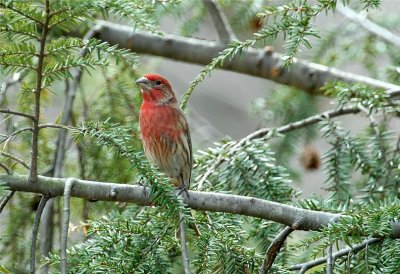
155,80,162,85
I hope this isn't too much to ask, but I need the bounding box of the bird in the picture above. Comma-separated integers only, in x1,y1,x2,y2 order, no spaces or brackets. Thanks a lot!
136,74,192,192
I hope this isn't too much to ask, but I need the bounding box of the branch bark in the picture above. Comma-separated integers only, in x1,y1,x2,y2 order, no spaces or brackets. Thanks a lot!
337,5,400,48
29,196,49,274
60,178,75,274
258,223,299,274
92,20,400,94
2,174,400,238
202,0,237,43
29,0,50,183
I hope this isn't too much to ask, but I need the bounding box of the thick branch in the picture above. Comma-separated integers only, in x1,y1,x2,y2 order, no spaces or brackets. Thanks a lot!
92,20,400,94
2,174,400,238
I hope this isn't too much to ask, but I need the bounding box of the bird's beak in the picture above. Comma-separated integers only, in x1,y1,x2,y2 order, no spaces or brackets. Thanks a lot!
136,77,150,90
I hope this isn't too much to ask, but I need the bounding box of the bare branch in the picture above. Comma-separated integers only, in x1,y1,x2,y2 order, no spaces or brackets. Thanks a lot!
326,244,333,274
60,178,75,274
179,211,191,274
259,221,300,274
289,238,382,272
337,5,400,48
29,195,50,274
0,190,14,213
202,0,237,43
3,174,400,238
92,20,400,94
0,109,35,120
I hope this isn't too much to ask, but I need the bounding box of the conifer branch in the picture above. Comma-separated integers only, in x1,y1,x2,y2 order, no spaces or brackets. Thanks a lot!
29,0,50,183
289,238,382,272
3,174,400,238
197,105,360,190
29,195,49,274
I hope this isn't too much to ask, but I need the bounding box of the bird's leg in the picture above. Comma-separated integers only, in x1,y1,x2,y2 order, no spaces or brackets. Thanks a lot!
177,185,190,198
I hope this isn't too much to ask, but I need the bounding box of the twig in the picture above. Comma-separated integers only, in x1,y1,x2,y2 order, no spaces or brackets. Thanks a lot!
197,106,360,190
29,0,51,183
29,195,50,274
0,109,35,120
289,238,382,272
0,124,71,147
60,178,75,274
259,221,301,274
0,190,15,213
0,162,12,175
179,211,191,274
1,126,32,146
326,244,333,274
202,0,237,43
336,5,400,48
1,151,30,169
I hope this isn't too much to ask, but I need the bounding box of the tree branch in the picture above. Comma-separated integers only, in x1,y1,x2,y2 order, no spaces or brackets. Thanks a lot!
91,20,400,94
179,211,191,274
202,0,237,43
258,221,300,274
337,5,400,48
197,105,361,190
29,195,49,274
326,244,333,274
0,190,14,213
289,238,382,272
1,151,30,169
29,0,50,183
60,178,75,274
0,109,35,120
3,174,400,238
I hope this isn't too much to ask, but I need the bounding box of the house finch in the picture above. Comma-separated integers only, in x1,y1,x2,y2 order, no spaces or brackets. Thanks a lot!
136,74,192,191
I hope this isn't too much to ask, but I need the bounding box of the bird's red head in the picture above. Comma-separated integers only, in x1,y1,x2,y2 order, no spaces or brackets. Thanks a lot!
136,74,177,104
